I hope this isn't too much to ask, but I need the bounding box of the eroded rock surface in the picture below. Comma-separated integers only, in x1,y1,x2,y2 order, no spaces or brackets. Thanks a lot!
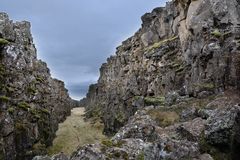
78,0,240,159
0,13,78,160
82,0,240,136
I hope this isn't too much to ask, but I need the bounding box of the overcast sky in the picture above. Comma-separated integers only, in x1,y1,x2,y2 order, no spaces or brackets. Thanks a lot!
0,0,167,100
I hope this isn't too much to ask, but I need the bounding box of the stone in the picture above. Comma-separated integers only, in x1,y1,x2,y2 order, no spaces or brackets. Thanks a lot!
177,118,206,141
180,107,197,122
0,12,79,160
204,105,240,146
165,91,180,106
32,156,51,160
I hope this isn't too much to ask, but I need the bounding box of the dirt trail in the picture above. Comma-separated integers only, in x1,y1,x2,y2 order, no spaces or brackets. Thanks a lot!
47,107,106,156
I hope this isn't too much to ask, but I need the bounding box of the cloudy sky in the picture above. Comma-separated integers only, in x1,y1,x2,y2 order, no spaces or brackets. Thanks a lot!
0,0,167,100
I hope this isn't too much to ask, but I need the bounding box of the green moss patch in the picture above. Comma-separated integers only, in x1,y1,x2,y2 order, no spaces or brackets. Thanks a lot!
36,76,45,83
0,38,9,45
211,29,222,38
15,122,27,131
101,139,113,147
145,36,178,52
27,86,37,95
40,108,50,115
7,107,15,114
194,83,215,90
0,96,10,102
18,102,31,111
144,96,165,106
136,151,144,160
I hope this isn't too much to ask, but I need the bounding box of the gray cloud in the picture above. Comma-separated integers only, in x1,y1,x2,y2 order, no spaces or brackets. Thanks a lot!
0,0,168,100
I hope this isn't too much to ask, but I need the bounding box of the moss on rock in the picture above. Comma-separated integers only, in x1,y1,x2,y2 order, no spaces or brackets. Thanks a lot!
0,38,9,45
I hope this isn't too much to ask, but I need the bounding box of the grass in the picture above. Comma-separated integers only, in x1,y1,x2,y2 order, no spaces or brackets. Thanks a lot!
47,107,106,156
147,109,179,127
145,36,178,52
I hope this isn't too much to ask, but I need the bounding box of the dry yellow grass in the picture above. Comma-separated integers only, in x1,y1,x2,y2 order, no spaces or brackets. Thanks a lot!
147,109,179,127
47,107,106,156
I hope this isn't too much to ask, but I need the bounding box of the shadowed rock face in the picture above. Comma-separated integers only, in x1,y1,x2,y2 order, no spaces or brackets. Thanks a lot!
0,13,78,160
82,0,240,135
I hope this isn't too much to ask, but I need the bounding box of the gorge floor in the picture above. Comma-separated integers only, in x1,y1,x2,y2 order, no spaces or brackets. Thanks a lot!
47,107,106,156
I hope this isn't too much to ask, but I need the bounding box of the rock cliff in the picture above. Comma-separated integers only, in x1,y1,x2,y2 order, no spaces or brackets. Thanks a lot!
77,0,240,159
0,13,78,160
83,0,240,134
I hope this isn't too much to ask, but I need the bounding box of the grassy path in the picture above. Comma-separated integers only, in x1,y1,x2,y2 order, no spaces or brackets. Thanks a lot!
47,107,106,156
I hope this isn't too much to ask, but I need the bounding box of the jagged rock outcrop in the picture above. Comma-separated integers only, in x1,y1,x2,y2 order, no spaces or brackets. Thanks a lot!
0,13,78,160
74,94,240,160
83,0,240,135
79,0,240,159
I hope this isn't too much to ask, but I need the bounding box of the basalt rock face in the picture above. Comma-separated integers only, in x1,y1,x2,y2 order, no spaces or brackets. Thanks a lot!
83,0,240,135
80,0,240,159
0,13,77,160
